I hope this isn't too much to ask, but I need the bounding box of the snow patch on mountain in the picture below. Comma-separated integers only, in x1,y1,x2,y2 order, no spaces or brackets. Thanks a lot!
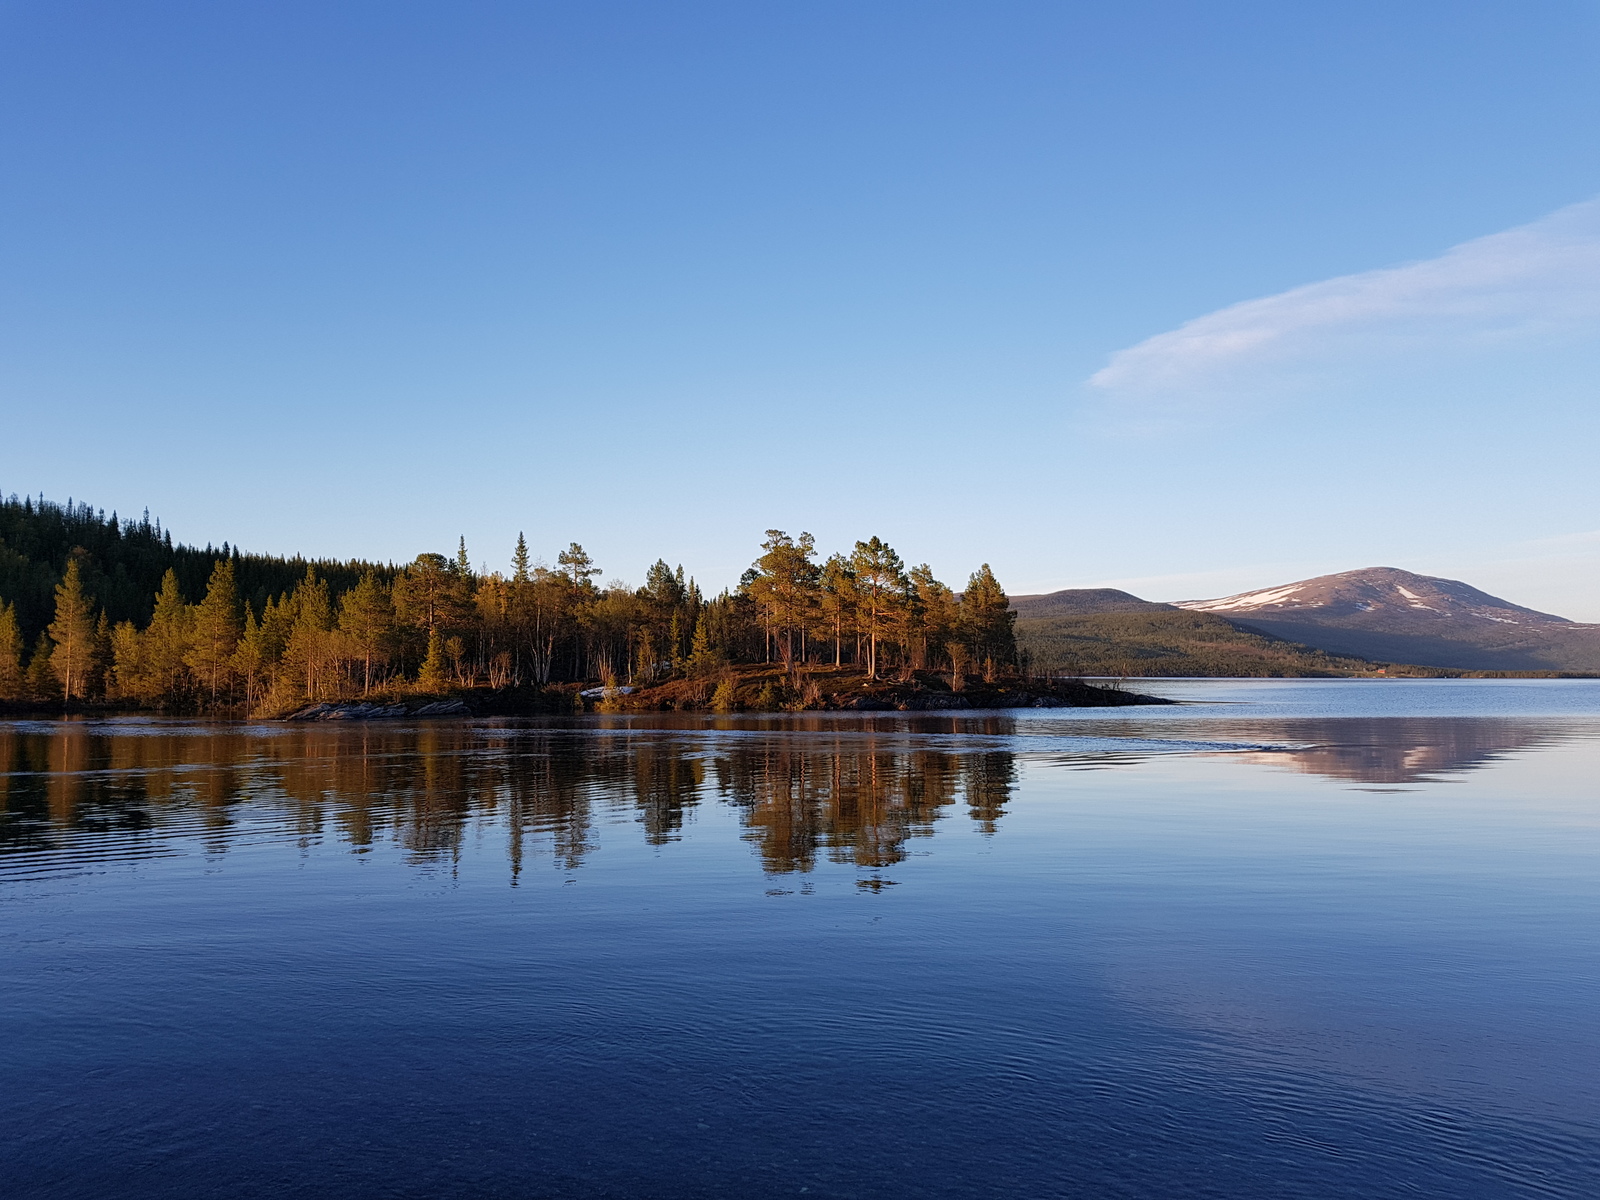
1177,584,1306,613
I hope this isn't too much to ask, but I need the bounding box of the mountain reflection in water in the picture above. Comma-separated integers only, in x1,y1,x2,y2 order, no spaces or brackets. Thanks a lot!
4,689,1600,1200
0,717,1018,881
1228,717,1558,784
0,712,1571,877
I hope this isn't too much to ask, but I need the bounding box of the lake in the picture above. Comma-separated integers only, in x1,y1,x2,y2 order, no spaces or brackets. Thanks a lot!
3,679,1598,1198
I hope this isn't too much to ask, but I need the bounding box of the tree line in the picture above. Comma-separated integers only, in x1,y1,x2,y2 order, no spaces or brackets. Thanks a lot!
0,499,1016,711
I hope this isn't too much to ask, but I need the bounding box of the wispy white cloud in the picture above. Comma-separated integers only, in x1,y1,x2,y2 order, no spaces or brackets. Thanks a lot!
1090,198,1600,395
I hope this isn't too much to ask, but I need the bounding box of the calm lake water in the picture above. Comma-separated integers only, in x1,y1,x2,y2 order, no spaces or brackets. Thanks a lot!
3,679,1598,1198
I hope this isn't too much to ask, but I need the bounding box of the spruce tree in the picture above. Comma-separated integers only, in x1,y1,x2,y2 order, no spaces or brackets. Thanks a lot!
282,569,333,700
512,533,531,584
0,601,23,700
186,559,241,702
25,633,57,699
418,628,447,692
91,612,112,697
232,606,268,707
110,620,149,702
339,570,394,695
48,559,96,701
146,569,194,702
686,613,720,676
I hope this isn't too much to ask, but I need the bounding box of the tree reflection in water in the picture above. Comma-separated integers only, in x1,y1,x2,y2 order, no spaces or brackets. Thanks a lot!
0,718,1017,882
0,711,1566,879
713,739,1014,874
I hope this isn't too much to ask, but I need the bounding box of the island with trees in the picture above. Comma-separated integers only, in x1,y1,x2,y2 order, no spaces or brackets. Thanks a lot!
0,495,1163,716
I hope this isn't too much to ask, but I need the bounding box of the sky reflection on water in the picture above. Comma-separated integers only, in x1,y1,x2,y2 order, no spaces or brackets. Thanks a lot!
3,682,1599,1199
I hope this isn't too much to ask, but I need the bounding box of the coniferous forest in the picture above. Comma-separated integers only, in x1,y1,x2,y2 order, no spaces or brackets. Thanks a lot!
0,494,1023,713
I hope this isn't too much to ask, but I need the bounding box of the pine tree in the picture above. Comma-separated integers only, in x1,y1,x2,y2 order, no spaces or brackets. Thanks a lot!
0,601,23,700
109,620,149,702
849,537,906,679
47,559,96,701
394,553,469,638
281,569,334,700
186,559,241,702
909,564,958,670
557,542,599,589
818,554,857,667
339,570,394,695
961,564,1016,681
747,532,819,666
232,606,269,707
146,569,194,701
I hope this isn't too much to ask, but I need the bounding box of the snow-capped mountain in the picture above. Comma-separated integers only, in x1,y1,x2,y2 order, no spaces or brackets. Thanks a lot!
1175,567,1599,671
1177,568,1569,628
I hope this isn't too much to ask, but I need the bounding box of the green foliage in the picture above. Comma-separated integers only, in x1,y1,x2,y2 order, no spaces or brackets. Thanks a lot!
0,493,388,648
338,571,394,695
186,559,241,701
25,633,57,699
0,601,24,700
511,533,531,584
0,494,1045,710
849,536,907,678
47,559,96,701
417,629,447,692
747,531,819,666
961,563,1017,681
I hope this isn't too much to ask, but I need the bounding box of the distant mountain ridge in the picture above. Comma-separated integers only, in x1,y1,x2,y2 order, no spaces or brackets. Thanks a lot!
1176,567,1570,627
1009,588,1174,618
1011,568,1600,675
1175,567,1600,673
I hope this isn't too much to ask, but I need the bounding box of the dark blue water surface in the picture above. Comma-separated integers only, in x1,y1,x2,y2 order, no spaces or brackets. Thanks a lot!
3,680,1599,1198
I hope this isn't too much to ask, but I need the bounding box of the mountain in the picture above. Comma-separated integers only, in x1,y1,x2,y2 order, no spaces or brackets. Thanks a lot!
1176,567,1600,673
1012,608,1396,677
1009,588,1174,618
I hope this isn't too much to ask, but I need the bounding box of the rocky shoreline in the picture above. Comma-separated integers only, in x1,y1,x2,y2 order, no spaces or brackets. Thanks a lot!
284,698,472,721
279,671,1173,721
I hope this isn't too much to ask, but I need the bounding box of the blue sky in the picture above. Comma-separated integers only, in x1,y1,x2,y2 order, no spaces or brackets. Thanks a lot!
3,2,1599,615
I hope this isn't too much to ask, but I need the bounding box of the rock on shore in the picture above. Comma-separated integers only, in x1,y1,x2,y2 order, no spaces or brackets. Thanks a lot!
284,699,470,721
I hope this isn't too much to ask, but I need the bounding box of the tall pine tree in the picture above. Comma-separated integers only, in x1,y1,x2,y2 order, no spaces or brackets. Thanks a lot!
339,570,394,696
849,537,906,679
0,601,23,700
187,559,241,702
48,560,96,701
960,564,1016,681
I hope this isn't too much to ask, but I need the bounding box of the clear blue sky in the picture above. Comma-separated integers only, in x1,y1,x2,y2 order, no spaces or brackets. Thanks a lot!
4,2,1599,614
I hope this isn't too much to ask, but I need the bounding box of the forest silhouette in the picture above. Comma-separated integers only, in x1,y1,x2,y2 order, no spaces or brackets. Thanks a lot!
0,495,1016,712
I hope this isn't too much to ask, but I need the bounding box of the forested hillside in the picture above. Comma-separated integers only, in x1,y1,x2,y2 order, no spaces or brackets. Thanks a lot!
1014,610,1398,677
0,495,386,640
0,497,1017,712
